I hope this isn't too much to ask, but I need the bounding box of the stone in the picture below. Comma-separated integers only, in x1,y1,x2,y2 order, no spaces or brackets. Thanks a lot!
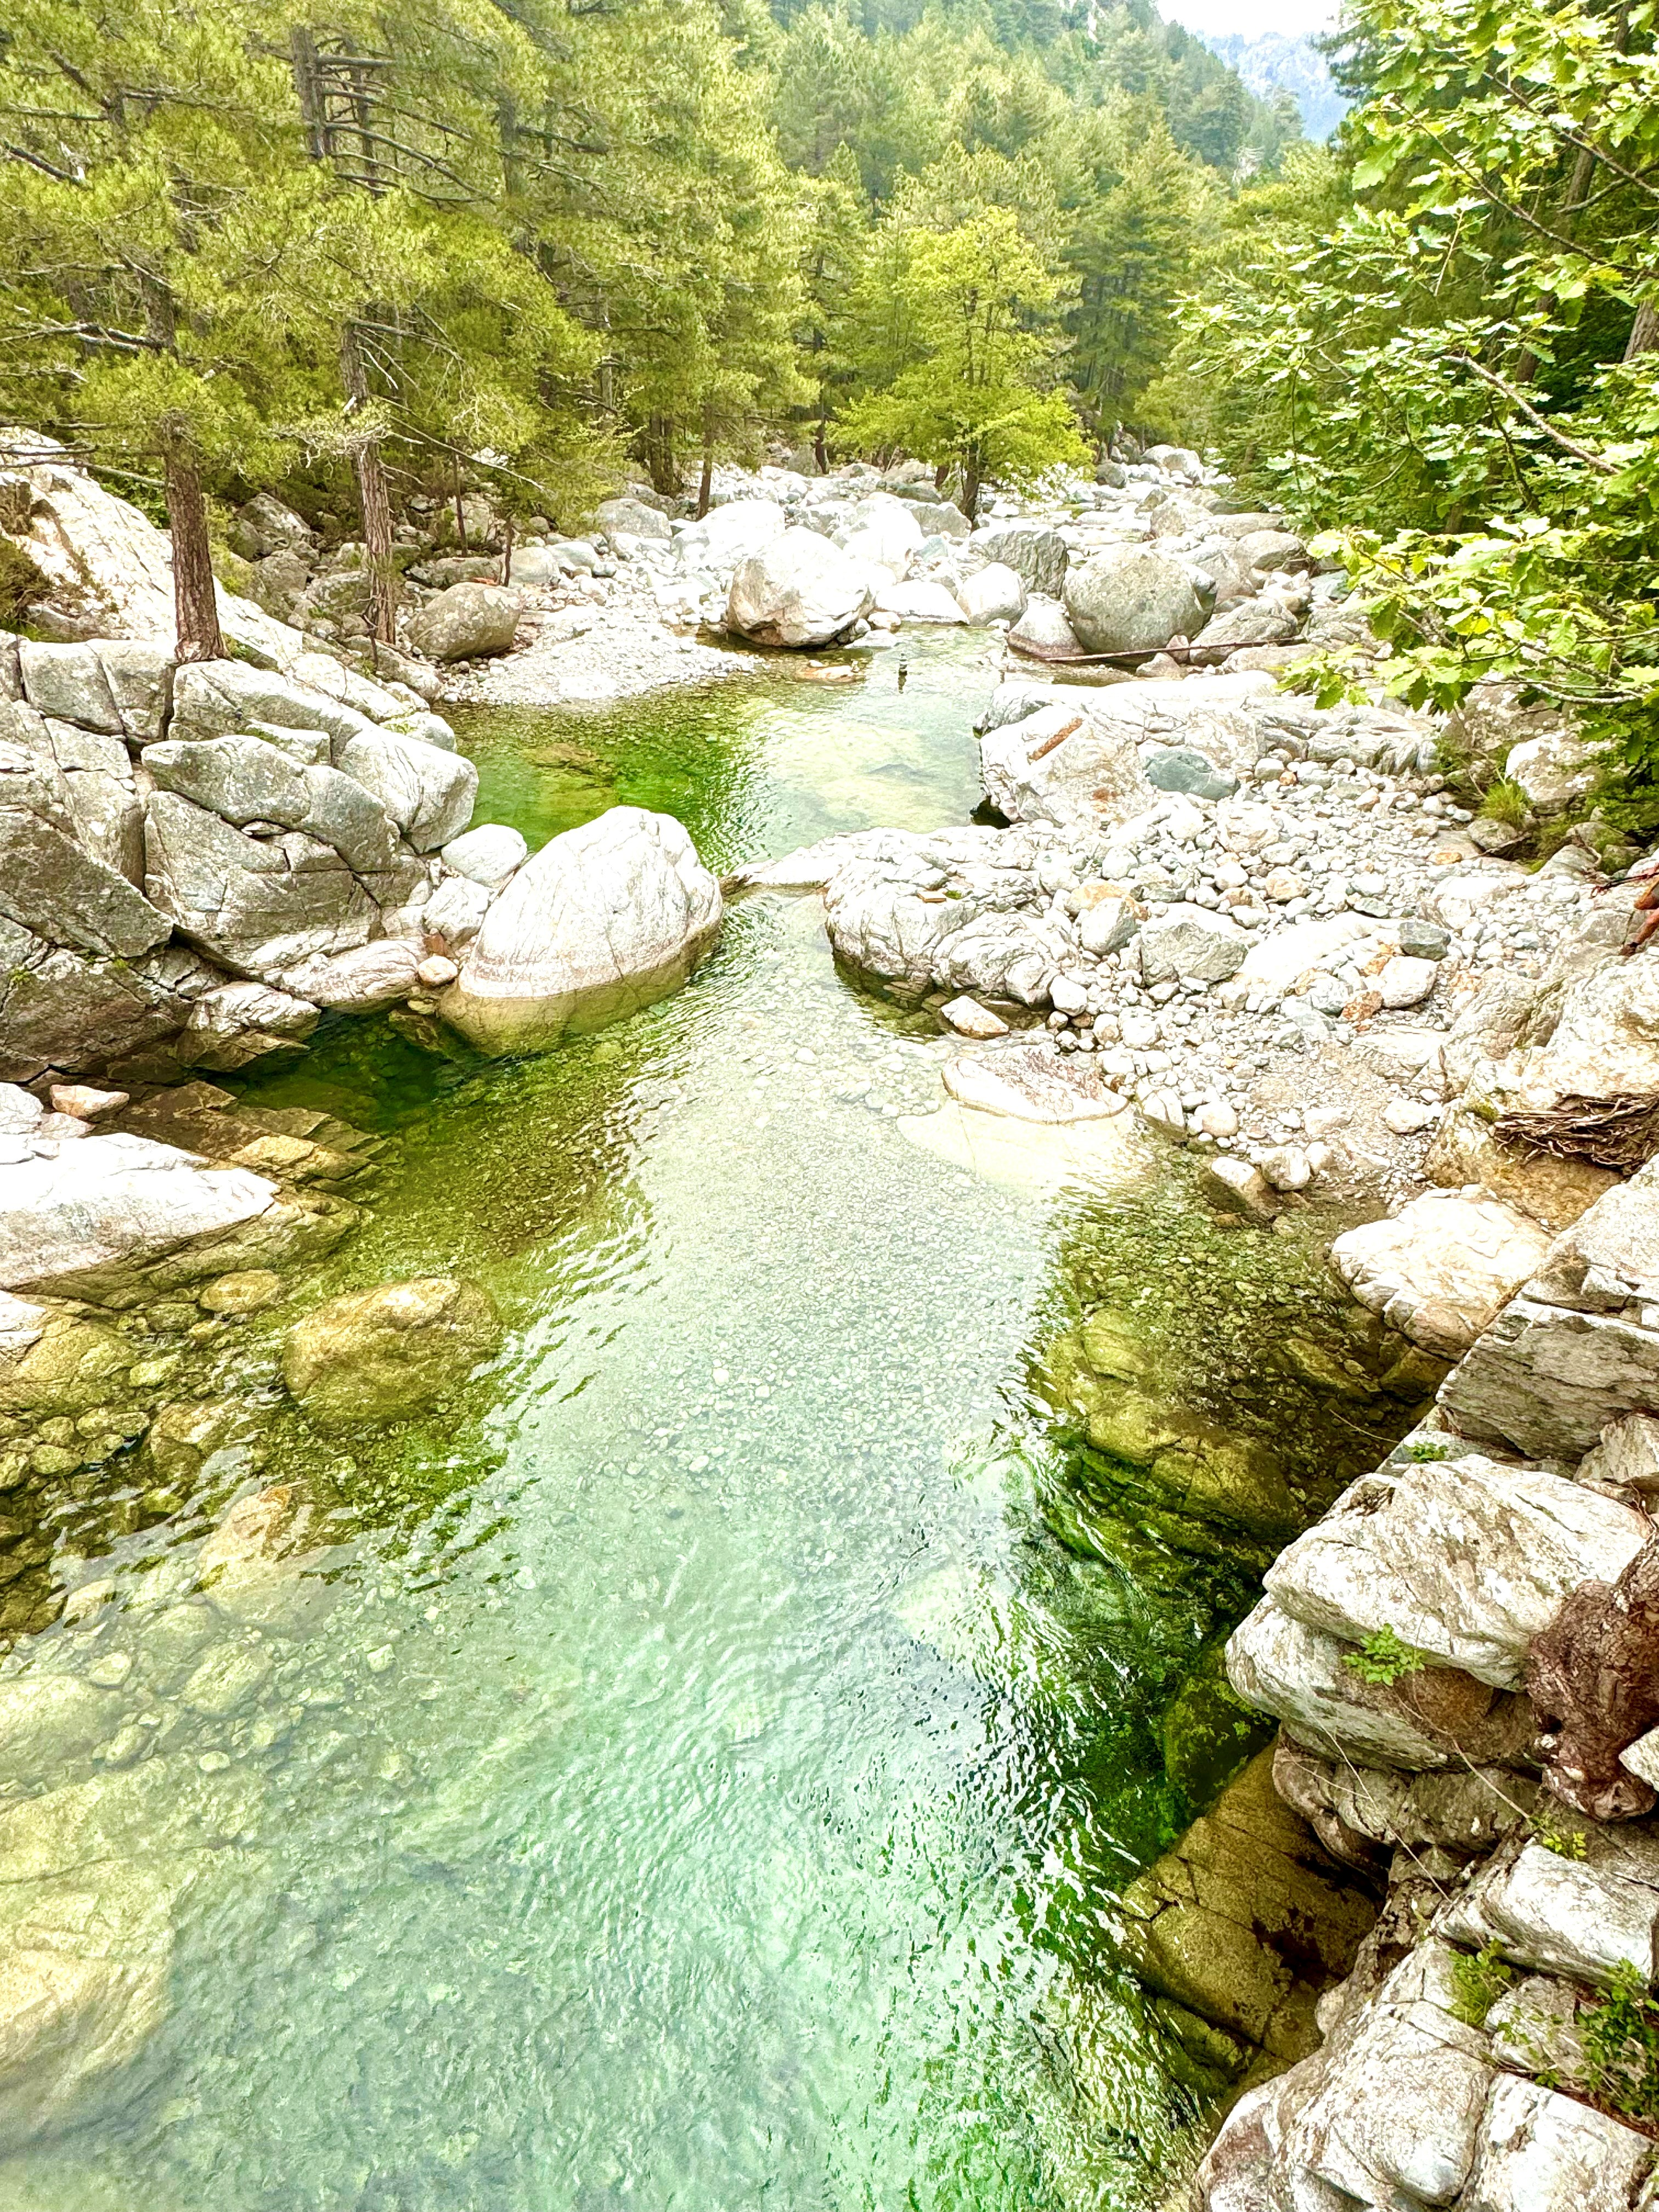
978,699,1153,831
1444,1839,1659,1990
1380,955,1438,1009
1007,597,1088,662
18,641,122,732
1206,1156,1279,1222
0,1672,122,1784
278,939,421,1011
1115,1751,1378,2070
0,804,171,959
955,563,1027,625
416,954,459,988
47,1084,127,1120
1400,917,1451,961
1143,746,1237,801
1189,602,1300,665
1236,528,1310,573
1383,1097,1440,1135
1496,954,1659,1137
698,499,789,570
337,731,478,851
1260,1144,1311,1192
1228,1598,1523,1769
404,581,522,661
940,995,1008,1039
0,1131,278,1296
422,873,492,950
837,493,922,583
1138,903,1249,985
0,439,301,665
725,528,875,647
167,659,374,750
1462,2073,1654,2212
1277,1951,1496,2211
198,1268,282,1314
1506,728,1599,816
144,792,377,979
1196,1102,1239,1139
92,641,174,742
595,496,671,542
143,735,403,874
1273,1739,1534,1859
438,822,528,891
441,805,722,1053
1425,1108,1618,1233
1076,893,1138,957
874,580,968,624
940,1041,1130,1124
969,524,1067,598
1329,1193,1551,1356
283,1275,501,1429
178,980,319,1073
1063,548,1205,656
1265,1456,1649,1688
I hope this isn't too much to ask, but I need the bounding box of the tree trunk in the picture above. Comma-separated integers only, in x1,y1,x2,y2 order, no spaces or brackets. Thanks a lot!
961,454,980,523
163,439,225,664
453,457,469,552
1626,302,1659,360
644,415,678,499
500,515,515,588
814,413,828,473
341,322,397,647
695,405,714,521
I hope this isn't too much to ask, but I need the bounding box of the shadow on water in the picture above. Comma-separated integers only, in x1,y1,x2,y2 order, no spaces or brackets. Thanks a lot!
0,634,1415,2211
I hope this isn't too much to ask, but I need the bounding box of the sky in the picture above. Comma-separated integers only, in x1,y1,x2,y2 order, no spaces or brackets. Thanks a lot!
1162,0,1337,38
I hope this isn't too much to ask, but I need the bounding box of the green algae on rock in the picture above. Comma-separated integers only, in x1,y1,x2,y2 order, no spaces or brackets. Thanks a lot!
282,1275,501,1430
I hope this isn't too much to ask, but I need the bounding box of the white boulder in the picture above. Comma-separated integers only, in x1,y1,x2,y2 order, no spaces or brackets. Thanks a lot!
725,529,874,647
441,805,722,1053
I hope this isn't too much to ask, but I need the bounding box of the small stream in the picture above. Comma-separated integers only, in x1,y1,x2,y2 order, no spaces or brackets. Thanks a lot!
4,638,1393,2210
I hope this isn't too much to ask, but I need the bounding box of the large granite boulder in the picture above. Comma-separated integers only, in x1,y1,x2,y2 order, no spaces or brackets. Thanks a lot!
168,659,377,751
143,792,378,980
595,496,670,543
0,803,170,960
337,731,477,851
725,528,874,647
0,917,189,1082
1007,596,1088,662
143,735,403,875
836,493,922,583
955,563,1026,625
404,581,521,662
1441,1159,1659,1458
1263,1455,1649,1688
0,1131,277,1295
1328,1191,1552,1356
695,499,787,571
441,805,722,1052
969,523,1067,597
283,1275,500,1429
978,698,1154,831
1063,548,1205,655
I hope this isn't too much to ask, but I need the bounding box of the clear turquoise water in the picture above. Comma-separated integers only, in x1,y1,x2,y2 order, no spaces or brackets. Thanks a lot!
6,639,1328,2211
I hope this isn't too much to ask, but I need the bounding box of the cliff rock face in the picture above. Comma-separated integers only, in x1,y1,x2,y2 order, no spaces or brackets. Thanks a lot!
1193,1155,1659,2211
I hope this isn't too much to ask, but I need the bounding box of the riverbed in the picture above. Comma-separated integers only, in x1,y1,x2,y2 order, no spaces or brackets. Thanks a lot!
3,636,1384,2210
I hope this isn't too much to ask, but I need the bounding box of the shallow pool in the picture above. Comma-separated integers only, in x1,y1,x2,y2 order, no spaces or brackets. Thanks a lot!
5,638,1374,2210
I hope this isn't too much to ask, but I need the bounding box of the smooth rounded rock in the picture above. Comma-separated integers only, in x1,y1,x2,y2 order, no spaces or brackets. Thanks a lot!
726,528,874,648
441,806,721,1054
1063,549,1205,656
405,582,522,662
283,1276,501,1430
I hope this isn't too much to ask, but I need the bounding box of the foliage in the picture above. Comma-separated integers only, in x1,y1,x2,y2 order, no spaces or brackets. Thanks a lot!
1177,0,1659,823
1582,1961,1659,2122
1448,1940,1514,2028
840,199,1086,508
1341,1625,1427,1685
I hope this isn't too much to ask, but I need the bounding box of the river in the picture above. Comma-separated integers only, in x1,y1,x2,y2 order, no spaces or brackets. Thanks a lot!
4,635,1384,2210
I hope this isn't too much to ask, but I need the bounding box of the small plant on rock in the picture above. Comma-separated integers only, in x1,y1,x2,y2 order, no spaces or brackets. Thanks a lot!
1530,1809,1590,1860
1400,1440,1450,1462
1582,1962,1659,2123
1342,1626,1426,1685
1449,1940,1514,2028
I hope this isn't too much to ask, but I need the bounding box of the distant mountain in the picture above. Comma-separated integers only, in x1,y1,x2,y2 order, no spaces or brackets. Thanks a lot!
1206,32,1348,141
